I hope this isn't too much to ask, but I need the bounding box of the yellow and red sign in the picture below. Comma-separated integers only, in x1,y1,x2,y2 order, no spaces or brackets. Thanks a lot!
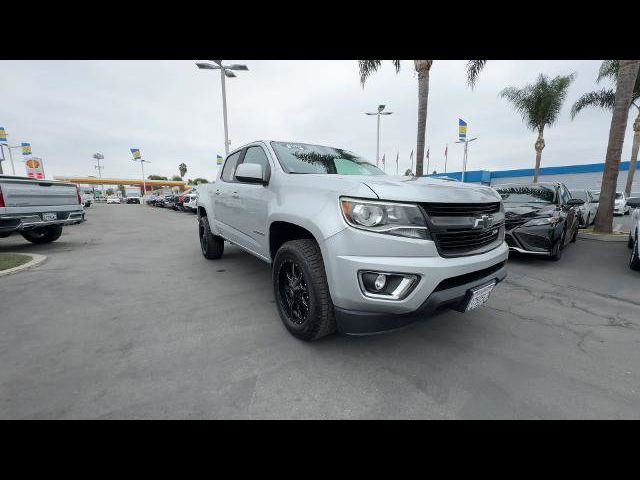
25,157,45,179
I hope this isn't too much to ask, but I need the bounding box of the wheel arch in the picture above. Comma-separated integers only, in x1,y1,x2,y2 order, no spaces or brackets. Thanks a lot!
269,221,321,261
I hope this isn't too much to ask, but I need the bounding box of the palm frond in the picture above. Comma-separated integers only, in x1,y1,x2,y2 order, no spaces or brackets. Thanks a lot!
570,89,616,119
500,73,576,131
358,60,402,87
597,60,619,84
466,60,487,89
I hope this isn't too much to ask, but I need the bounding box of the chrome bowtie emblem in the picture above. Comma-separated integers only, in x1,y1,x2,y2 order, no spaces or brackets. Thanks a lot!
473,214,492,229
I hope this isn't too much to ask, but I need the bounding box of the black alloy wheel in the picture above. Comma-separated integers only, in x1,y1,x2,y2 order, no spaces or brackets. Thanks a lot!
277,260,310,325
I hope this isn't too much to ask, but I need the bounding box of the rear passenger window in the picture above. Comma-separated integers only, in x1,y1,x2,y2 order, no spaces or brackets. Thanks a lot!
221,152,242,182
240,146,270,176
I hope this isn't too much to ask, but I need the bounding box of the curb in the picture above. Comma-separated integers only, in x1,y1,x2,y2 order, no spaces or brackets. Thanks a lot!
578,232,628,242
0,253,47,278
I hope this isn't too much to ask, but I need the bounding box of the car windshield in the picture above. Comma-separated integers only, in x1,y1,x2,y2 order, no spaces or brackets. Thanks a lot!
495,185,556,204
570,190,587,201
271,142,384,175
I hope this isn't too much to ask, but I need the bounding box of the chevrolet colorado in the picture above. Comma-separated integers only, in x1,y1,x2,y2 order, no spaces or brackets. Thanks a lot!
197,141,508,340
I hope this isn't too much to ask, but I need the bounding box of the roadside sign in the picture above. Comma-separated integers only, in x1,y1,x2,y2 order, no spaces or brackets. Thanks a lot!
25,157,45,179
21,143,32,155
0,127,7,144
130,148,142,160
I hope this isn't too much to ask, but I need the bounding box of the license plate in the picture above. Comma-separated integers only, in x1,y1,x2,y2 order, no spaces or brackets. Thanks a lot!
465,281,496,312
42,212,57,221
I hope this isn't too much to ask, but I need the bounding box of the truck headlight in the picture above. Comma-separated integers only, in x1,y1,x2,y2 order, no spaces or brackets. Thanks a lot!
523,216,560,227
340,197,430,239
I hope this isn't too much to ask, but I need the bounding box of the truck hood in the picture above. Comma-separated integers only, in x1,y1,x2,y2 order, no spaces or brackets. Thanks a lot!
359,176,501,203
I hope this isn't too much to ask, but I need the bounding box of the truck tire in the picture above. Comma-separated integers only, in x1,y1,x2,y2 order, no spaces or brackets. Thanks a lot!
21,225,63,244
199,216,224,259
273,239,336,341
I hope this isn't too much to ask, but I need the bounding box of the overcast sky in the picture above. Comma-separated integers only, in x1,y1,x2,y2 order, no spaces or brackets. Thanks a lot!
0,60,636,181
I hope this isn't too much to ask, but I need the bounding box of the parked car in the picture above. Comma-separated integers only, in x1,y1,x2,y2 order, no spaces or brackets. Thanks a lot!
614,192,630,215
146,193,160,205
183,192,198,213
163,193,177,209
0,175,85,244
81,193,92,208
495,182,583,261
569,189,597,227
627,197,640,270
125,196,141,204
197,140,508,341
106,196,121,204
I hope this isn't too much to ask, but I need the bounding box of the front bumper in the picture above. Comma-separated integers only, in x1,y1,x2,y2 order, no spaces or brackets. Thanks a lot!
320,227,508,333
335,262,507,334
0,210,85,233
504,223,561,256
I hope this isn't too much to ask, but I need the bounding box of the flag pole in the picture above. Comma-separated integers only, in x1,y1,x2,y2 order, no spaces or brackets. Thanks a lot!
444,144,448,173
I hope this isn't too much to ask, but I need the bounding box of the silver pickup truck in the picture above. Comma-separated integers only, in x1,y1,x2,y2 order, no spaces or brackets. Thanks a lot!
0,175,85,244
197,141,508,341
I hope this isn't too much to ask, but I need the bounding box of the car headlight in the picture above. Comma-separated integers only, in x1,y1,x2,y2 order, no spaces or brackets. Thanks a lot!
340,197,430,239
523,216,561,227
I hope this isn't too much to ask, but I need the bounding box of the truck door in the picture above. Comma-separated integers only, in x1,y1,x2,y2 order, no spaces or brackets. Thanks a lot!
224,145,272,259
213,150,243,241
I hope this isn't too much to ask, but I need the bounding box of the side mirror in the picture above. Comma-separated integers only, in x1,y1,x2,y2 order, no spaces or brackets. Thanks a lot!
567,198,584,206
235,163,267,184
627,197,640,208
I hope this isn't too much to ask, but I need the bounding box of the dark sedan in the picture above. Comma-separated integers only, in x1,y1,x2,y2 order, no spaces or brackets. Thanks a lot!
495,183,583,261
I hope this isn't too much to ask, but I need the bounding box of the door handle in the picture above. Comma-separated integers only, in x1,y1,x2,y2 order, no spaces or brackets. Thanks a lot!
215,190,221,196
231,192,240,198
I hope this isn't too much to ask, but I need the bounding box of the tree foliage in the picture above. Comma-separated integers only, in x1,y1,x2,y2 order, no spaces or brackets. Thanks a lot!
500,73,576,132
571,60,640,119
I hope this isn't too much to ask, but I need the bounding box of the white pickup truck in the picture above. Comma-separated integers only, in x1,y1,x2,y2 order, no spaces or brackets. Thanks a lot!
0,175,85,244
197,141,508,341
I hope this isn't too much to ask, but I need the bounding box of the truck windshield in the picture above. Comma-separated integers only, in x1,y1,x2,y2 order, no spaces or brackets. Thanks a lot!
271,142,385,175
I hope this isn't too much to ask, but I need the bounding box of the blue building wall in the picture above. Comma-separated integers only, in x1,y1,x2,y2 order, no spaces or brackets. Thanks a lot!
428,161,637,193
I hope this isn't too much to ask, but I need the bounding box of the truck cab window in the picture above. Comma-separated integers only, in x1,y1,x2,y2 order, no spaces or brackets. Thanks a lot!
221,152,242,182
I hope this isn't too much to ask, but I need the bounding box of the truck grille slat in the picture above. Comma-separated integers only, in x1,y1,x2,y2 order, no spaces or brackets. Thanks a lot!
421,202,501,217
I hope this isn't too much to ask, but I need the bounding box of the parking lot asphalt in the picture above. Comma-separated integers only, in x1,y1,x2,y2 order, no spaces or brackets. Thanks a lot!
1,203,639,419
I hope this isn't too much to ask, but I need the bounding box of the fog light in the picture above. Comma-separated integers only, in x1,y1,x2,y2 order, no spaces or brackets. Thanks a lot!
374,274,387,291
359,271,419,300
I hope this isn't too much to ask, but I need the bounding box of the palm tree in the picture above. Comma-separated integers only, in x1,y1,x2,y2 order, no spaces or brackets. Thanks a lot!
591,60,640,233
179,162,187,179
571,60,640,198
358,60,488,178
500,73,576,182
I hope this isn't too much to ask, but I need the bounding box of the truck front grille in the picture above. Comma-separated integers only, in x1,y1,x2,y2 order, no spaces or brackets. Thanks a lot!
420,202,504,257
433,227,502,255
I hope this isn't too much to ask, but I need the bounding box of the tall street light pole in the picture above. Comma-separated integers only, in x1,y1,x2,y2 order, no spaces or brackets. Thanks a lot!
93,153,104,194
364,104,393,167
195,60,249,156
133,157,150,197
455,137,477,183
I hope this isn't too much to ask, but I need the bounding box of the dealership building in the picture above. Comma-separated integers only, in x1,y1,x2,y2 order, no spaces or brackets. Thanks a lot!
430,160,639,194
